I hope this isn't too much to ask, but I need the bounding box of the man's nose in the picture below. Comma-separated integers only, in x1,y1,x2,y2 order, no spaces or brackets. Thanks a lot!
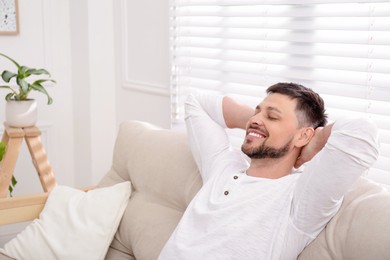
249,114,263,127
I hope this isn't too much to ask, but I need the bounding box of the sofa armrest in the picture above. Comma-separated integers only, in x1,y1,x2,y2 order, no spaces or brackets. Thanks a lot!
299,177,390,259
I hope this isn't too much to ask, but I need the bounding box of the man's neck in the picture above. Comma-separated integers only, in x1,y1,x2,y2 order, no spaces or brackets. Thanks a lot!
246,155,297,179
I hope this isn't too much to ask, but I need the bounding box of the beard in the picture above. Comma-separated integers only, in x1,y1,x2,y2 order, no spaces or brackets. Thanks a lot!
241,139,292,159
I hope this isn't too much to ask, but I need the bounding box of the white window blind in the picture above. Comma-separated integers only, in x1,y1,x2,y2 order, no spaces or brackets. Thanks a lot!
170,0,390,185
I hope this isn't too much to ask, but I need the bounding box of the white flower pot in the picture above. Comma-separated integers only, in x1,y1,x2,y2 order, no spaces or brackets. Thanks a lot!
5,99,38,127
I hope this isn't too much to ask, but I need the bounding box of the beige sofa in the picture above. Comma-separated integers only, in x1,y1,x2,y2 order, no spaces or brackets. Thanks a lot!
1,120,390,259
98,120,390,260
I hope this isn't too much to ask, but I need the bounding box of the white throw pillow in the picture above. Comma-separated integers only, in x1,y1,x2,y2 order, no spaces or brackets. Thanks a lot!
0,181,131,260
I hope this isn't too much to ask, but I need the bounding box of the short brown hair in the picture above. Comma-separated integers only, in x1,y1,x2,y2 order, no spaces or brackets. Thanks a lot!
266,82,327,128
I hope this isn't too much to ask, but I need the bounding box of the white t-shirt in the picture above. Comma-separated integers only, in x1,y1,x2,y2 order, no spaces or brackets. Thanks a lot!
159,93,379,260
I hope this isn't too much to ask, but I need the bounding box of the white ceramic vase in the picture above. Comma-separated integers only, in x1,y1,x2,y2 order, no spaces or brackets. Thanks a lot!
5,99,38,127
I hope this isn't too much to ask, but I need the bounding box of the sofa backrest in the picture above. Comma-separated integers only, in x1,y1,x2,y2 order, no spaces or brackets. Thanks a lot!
98,121,202,259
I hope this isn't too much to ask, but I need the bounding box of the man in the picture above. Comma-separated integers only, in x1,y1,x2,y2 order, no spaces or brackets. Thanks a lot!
159,82,379,260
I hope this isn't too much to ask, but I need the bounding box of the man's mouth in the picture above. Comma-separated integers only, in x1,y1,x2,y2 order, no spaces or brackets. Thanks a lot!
246,127,268,140
247,132,266,138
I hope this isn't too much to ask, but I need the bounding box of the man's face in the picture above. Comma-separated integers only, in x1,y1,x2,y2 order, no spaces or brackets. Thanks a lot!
241,93,301,159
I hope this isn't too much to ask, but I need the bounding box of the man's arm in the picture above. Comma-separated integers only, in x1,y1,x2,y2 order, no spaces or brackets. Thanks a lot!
185,94,254,182
185,93,232,182
291,117,380,236
222,96,254,129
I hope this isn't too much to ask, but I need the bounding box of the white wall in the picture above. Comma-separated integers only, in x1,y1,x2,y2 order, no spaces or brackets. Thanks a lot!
69,0,118,187
114,0,171,129
0,0,170,194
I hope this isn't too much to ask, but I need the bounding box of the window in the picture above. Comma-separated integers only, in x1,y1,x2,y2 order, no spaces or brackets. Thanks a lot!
170,0,390,185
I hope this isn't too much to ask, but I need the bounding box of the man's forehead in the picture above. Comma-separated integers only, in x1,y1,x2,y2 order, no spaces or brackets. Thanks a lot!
257,93,297,112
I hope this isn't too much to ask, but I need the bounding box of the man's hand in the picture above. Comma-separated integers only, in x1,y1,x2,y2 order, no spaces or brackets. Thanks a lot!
294,124,334,168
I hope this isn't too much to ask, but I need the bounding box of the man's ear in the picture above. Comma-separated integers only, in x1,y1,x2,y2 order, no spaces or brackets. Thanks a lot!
295,127,315,148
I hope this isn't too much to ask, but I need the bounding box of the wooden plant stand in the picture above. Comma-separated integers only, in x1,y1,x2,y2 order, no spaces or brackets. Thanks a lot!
0,124,57,198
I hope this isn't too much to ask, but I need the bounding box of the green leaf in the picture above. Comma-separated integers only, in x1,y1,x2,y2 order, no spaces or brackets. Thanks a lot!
7,175,17,197
0,141,6,161
19,66,31,78
1,70,17,83
5,92,15,101
9,175,18,197
0,141,18,197
11,175,17,186
0,85,13,90
17,77,29,94
26,68,50,76
1,85,18,100
31,81,53,104
0,53,21,69
33,79,56,85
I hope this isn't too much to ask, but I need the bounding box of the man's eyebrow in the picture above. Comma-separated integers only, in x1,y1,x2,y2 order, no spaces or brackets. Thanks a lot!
267,107,282,114
255,105,282,114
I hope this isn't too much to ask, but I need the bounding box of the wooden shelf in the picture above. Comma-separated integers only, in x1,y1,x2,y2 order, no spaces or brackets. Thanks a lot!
0,124,57,198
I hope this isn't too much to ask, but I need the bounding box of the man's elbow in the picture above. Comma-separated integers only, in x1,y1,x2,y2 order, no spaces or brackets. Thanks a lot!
329,117,380,167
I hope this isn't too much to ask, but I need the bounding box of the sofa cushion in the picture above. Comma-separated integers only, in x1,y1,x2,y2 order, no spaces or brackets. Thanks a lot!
99,121,202,259
0,182,131,260
298,177,390,260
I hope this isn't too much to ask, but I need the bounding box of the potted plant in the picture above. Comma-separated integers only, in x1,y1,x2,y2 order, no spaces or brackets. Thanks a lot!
0,53,56,127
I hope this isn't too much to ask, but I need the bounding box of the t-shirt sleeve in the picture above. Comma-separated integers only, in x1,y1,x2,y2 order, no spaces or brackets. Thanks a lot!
291,117,380,237
185,93,232,182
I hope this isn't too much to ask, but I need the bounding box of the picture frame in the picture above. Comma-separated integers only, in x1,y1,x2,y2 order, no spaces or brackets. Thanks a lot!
0,0,19,35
